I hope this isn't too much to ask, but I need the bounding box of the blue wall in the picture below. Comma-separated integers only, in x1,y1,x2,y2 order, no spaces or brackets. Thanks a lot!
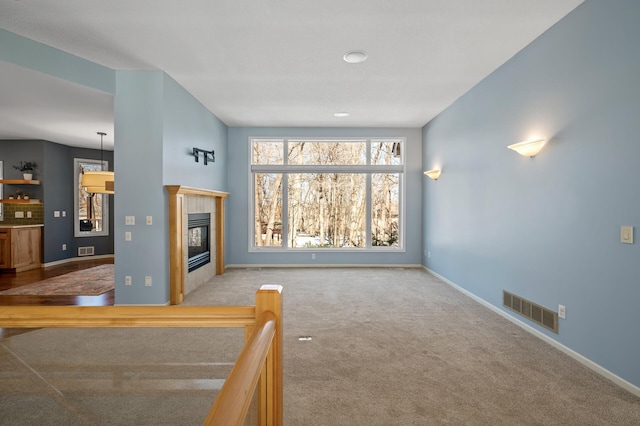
0,28,114,94
162,76,228,190
114,71,228,305
422,0,640,388
226,127,422,266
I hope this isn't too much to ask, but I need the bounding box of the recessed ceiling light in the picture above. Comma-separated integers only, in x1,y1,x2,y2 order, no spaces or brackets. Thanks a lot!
334,112,350,117
343,50,367,64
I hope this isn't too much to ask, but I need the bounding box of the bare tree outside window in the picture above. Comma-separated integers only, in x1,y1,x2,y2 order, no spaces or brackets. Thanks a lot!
288,173,366,248
251,138,404,250
254,173,282,247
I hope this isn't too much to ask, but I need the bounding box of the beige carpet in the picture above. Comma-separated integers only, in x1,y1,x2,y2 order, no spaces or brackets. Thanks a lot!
0,264,114,296
1,267,639,425
184,267,640,425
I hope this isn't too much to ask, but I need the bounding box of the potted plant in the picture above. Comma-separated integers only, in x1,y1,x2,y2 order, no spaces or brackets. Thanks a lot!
13,161,37,180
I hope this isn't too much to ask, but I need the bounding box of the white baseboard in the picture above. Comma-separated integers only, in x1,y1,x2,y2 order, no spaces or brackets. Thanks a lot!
424,266,640,397
226,263,423,269
43,254,114,268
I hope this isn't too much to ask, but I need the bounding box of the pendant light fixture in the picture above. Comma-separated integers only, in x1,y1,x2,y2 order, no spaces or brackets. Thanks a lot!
81,131,114,194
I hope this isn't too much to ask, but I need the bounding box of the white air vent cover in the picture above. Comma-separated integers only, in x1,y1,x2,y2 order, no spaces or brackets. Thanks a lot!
78,246,95,257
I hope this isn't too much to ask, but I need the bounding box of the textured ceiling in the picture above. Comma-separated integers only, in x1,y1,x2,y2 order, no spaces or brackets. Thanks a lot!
0,0,583,148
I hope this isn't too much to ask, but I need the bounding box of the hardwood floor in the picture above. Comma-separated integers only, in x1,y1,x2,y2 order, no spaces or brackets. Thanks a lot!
0,257,114,339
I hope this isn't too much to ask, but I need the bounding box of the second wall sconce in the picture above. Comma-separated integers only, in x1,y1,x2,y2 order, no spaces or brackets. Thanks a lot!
193,147,215,165
424,169,441,180
507,139,546,157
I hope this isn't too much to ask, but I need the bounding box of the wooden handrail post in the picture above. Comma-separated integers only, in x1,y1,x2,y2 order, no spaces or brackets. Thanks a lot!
255,285,283,426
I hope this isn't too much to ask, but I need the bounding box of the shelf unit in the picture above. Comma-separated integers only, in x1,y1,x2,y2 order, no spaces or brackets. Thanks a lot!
0,179,41,185
0,199,41,204
0,179,42,204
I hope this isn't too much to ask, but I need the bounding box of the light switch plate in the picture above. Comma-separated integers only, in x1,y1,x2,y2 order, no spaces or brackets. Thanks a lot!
620,226,634,244
125,231,132,241
15,211,24,218
146,216,153,225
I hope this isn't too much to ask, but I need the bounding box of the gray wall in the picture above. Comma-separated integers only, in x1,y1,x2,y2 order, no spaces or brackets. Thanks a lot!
422,0,640,388
226,127,423,266
0,140,113,263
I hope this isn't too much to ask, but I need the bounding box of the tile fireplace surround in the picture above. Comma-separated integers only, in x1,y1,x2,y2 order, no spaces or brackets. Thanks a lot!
166,185,229,305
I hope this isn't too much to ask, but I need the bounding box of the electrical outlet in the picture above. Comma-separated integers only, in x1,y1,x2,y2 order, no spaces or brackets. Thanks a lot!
125,232,132,241
125,216,135,225
145,276,152,286
125,276,132,286
54,211,60,217
27,211,32,218
558,304,566,320
62,211,66,217
62,244,67,251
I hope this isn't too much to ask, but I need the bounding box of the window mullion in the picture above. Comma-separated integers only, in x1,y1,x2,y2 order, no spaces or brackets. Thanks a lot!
366,173,372,248
282,173,289,249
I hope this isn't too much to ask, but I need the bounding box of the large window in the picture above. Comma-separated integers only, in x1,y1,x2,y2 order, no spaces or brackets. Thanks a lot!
250,138,404,250
74,158,109,237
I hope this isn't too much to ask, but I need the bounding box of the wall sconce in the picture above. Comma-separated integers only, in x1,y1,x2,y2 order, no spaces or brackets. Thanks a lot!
424,169,441,180
507,139,546,157
192,147,215,165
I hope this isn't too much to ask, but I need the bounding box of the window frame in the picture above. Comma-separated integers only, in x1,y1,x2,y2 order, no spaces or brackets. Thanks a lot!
249,137,406,252
74,158,110,238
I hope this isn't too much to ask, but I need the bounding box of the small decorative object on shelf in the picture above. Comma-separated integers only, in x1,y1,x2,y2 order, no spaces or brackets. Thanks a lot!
13,161,38,180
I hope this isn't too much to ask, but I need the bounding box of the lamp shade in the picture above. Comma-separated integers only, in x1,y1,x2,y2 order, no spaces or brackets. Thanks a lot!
423,169,441,180
82,171,114,194
507,139,546,157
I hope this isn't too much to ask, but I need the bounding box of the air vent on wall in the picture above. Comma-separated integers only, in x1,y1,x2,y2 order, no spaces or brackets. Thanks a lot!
78,246,95,257
503,290,558,333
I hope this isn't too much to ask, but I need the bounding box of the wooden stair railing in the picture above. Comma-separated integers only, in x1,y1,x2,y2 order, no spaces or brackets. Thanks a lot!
0,284,283,426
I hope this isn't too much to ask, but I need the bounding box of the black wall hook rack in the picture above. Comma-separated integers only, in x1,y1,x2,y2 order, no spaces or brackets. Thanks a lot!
192,147,215,165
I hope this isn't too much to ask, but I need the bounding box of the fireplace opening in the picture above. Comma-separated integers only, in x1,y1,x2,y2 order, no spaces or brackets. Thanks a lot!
188,213,210,272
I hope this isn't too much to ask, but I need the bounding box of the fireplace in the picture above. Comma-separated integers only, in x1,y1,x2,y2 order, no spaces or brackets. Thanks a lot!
187,213,210,272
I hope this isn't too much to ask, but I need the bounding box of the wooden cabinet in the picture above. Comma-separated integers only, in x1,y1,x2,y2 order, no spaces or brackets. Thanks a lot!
0,226,42,272
0,179,42,204
0,230,10,269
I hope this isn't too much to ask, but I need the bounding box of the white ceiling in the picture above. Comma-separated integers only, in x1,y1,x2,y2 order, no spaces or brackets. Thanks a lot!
0,0,583,149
